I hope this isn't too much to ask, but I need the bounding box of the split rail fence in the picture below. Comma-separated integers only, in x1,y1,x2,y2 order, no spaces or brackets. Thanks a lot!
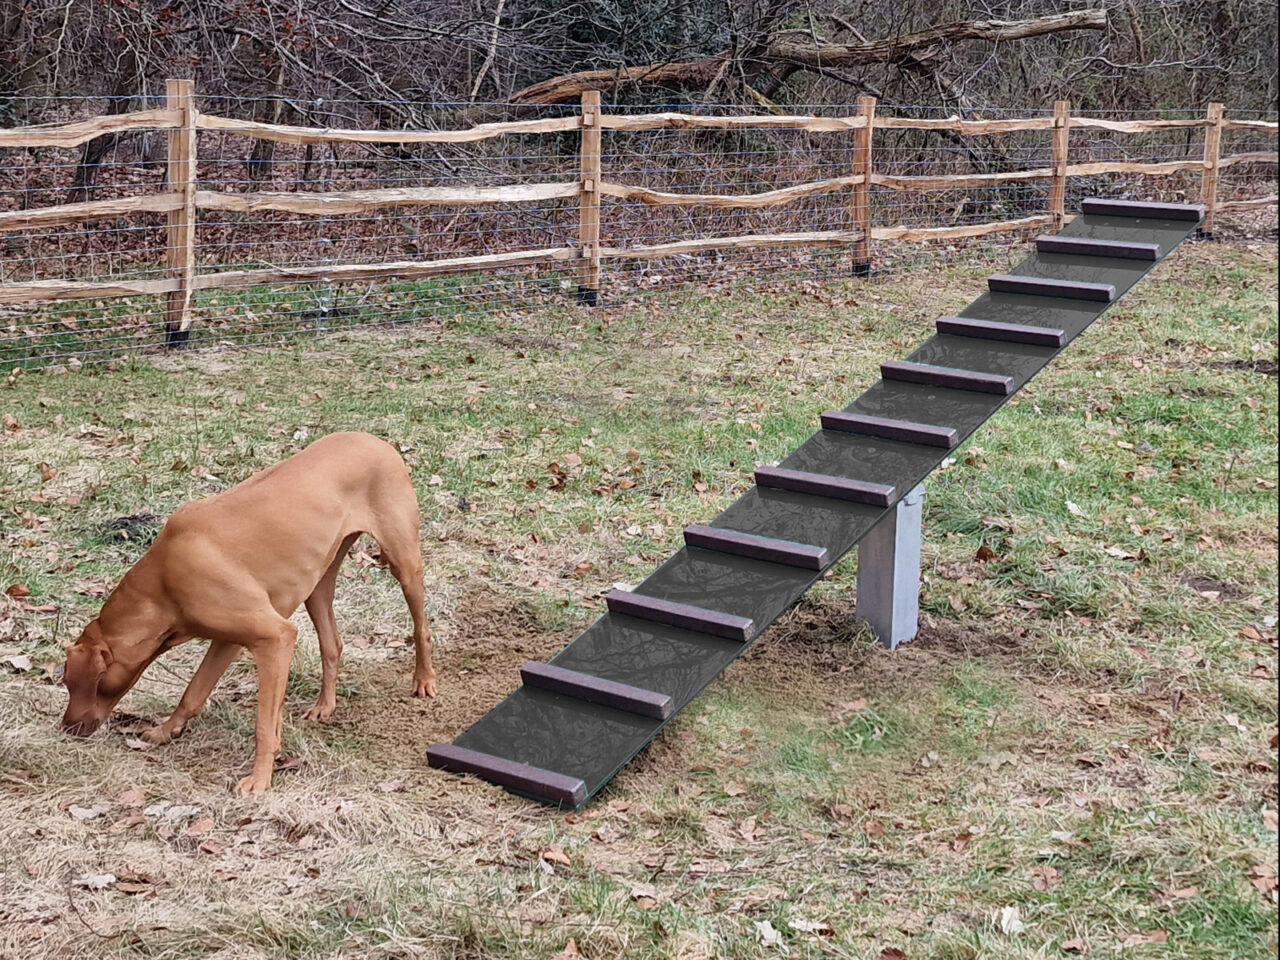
0,80,1276,354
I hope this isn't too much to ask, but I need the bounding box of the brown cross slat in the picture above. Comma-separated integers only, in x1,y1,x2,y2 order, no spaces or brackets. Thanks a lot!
820,410,959,448
988,274,1116,302
881,359,1014,395
426,743,587,807
605,589,755,642
936,315,1066,347
684,523,829,570
755,465,895,507
520,662,674,720
1035,235,1161,260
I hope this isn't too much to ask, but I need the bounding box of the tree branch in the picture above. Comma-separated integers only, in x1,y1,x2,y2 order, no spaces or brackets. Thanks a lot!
510,9,1108,104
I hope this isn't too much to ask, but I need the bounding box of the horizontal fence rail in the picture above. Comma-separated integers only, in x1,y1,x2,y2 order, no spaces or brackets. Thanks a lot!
0,82,1275,361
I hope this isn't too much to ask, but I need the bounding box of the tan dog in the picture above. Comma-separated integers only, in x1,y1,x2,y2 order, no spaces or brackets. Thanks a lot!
59,432,437,794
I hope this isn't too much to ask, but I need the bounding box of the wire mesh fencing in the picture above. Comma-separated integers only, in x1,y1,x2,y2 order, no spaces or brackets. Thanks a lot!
1,91,1275,368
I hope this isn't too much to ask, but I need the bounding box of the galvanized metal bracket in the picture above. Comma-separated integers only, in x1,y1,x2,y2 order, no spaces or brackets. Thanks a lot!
856,483,925,650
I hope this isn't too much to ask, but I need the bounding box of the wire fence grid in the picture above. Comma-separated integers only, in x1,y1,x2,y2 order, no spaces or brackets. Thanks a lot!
1,94,1276,367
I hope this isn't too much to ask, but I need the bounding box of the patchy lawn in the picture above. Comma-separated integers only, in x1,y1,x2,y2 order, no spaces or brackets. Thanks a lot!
1,238,1276,960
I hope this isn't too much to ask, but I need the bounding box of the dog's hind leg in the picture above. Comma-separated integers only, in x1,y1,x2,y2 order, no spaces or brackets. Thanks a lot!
370,505,437,699
303,534,357,722
141,640,240,746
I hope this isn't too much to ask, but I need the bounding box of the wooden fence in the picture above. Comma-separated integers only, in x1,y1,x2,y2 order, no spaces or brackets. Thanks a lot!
0,80,1276,348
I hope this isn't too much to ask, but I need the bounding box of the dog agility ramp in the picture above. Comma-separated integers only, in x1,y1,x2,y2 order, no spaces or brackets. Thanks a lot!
428,199,1205,808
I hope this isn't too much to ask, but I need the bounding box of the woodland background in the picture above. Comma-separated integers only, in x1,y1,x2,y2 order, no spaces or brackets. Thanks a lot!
4,2,1277,125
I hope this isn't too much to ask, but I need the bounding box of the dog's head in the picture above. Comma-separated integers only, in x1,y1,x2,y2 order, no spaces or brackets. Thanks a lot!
59,621,138,736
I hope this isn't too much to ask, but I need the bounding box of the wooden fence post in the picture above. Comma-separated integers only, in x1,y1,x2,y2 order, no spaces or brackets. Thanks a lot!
1200,101,1224,238
850,95,876,276
164,78,197,347
577,90,602,306
1048,99,1070,233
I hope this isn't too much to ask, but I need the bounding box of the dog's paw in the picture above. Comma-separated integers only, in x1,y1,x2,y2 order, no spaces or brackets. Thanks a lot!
140,724,174,746
412,672,438,699
304,701,336,722
235,773,271,796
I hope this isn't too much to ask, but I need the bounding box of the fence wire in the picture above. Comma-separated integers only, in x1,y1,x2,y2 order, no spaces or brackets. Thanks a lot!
1,95,1275,367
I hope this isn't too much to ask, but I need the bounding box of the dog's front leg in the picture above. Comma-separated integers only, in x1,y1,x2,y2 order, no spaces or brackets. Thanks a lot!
142,640,240,746
237,622,298,796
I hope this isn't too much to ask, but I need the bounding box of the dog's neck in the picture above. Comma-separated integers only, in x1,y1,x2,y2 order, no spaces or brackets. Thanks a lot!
94,570,179,667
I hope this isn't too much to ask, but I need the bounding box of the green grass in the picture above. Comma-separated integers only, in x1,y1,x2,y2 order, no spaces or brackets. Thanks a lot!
0,239,1275,959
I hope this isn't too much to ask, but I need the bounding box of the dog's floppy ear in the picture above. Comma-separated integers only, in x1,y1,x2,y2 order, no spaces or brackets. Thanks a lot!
64,629,113,696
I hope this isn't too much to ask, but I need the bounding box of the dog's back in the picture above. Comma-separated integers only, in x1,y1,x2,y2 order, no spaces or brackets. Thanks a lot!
153,432,418,619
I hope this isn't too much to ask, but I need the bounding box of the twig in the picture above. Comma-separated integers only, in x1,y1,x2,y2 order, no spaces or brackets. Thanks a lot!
63,879,117,941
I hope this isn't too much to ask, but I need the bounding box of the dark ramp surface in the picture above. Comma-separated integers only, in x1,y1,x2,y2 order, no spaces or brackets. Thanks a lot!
429,200,1204,808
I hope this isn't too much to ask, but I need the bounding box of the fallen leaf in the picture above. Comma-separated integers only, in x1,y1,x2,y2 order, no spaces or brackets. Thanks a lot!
737,817,758,842
790,918,834,936
116,786,146,807
184,816,215,837
997,905,1025,935
75,872,116,890
68,804,107,821
592,821,623,844
876,949,908,960
106,813,145,835
1249,864,1278,896
865,819,886,837
753,919,783,948
4,583,30,599
376,779,405,793
0,653,32,672
541,845,571,867
1061,937,1088,954
550,939,581,959
631,882,660,910
1120,930,1168,946
1066,500,1085,517
1032,865,1062,890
